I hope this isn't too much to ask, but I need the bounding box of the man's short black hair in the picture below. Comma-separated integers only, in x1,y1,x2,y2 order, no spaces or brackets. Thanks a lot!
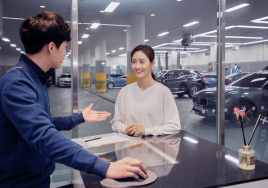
20,11,71,54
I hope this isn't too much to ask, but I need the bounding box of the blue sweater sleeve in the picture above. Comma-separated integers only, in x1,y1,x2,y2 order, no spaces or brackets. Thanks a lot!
52,113,85,131
1,78,110,177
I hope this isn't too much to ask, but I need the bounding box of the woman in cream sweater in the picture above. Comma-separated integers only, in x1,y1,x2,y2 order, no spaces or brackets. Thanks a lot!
111,45,181,136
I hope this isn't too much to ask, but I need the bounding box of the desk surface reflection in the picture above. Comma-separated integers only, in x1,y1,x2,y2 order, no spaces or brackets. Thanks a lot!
80,130,268,188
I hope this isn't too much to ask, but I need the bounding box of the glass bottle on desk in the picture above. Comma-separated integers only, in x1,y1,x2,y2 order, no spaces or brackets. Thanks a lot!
239,145,255,170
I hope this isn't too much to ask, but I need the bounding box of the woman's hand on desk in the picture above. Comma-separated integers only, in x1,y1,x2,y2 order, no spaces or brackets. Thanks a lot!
105,157,147,180
125,123,145,136
82,103,111,122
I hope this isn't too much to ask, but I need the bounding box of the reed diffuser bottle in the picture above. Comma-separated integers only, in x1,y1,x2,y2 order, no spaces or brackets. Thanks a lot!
239,145,255,170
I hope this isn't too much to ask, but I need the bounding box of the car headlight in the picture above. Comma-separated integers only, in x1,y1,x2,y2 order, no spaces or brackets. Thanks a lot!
225,98,232,104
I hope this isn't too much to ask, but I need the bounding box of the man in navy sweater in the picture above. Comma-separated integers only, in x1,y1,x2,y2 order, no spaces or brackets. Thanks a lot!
0,12,146,187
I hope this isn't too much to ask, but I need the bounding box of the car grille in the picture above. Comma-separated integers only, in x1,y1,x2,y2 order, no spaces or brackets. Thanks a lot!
193,97,208,105
64,81,71,83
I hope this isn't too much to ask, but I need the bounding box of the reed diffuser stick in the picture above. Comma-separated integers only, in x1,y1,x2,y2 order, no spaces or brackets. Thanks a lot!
239,116,247,146
248,114,261,146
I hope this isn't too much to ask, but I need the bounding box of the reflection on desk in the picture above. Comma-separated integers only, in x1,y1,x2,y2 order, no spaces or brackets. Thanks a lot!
81,131,268,188
115,134,181,178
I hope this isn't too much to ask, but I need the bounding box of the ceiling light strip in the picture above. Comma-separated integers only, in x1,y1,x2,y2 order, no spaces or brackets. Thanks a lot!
226,3,249,12
104,2,120,12
183,21,199,27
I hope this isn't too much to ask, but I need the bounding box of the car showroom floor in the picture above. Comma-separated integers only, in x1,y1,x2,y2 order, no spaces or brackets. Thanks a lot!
47,84,263,186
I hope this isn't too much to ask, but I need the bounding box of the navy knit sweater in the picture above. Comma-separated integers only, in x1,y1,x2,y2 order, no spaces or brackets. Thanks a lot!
0,56,110,188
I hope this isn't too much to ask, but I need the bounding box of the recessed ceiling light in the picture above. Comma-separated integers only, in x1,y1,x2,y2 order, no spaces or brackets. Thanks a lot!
111,50,116,53
144,39,149,42
226,3,249,12
90,23,100,29
82,34,89,38
2,38,10,42
78,41,82,44
176,0,182,1
10,44,16,47
119,47,124,50
100,10,105,13
150,14,155,16
104,2,120,12
124,30,127,32
86,28,89,30
106,53,110,55
40,5,45,8
183,21,199,27
20,51,25,54
119,53,127,57
16,48,21,51
158,32,169,36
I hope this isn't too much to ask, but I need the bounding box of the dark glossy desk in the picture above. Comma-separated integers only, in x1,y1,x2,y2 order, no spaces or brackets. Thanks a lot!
80,130,268,188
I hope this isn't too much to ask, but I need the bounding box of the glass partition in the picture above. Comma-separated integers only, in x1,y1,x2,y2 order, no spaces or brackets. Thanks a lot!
225,0,268,165
76,0,219,143
1,1,73,187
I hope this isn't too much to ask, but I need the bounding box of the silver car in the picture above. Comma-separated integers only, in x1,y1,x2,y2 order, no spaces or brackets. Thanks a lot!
58,73,71,87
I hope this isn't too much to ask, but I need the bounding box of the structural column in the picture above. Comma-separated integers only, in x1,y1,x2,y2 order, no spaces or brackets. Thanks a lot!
177,50,181,69
165,52,169,70
158,54,161,71
82,49,91,87
126,15,145,85
95,40,106,92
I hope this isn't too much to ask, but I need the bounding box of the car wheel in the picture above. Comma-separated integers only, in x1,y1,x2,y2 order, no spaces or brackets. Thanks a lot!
177,93,184,98
107,82,114,89
188,85,200,98
230,102,255,126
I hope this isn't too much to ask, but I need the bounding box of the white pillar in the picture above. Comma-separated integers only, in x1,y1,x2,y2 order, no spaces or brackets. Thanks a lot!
95,40,106,92
82,49,90,87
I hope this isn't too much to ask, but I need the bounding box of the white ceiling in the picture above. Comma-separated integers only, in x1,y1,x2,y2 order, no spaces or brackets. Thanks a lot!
1,0,268,57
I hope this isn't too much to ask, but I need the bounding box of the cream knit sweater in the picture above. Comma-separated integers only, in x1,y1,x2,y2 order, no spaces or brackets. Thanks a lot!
111,82,181,136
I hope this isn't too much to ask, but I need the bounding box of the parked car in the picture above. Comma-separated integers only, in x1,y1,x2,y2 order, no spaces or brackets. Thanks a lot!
155,70,167,78
225,72,250,83
107,74,123,78
262,65,268,71
201,72,234,88
107,75,127,89
45,76,52,88
58,73,71,87
157,69,205,98
192,71,268,126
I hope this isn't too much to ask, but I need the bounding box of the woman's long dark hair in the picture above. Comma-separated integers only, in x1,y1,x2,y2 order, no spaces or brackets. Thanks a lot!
131,44,159,81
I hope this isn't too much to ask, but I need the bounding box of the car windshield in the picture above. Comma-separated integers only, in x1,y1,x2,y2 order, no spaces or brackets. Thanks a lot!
155,71,166,77
231,73,268,88
61,75,71,78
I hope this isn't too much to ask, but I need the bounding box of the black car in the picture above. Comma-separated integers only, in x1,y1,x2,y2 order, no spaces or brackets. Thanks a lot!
225,72,250,83
192,71,268,126
157,69,205,98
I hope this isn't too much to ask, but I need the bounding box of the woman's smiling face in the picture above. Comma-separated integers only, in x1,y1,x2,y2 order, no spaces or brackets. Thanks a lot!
131,51,154,80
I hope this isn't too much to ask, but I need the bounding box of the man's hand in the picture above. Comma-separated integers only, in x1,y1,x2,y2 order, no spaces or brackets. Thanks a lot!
105,157,147,180
82,103,111,122
125,123,145,136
